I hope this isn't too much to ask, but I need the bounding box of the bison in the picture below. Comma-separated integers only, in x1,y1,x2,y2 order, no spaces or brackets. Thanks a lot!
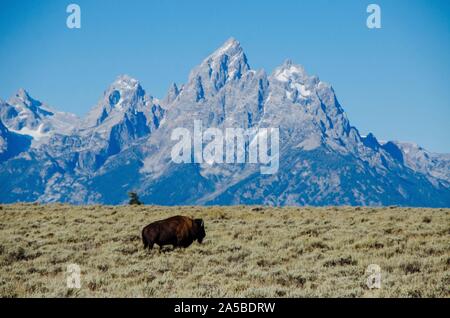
142,215,206,250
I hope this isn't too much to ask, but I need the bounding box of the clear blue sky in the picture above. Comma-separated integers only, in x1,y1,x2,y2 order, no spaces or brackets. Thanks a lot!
0,0,449,152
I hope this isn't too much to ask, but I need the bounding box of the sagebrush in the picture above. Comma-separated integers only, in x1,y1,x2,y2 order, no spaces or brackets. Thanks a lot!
0,204,449,297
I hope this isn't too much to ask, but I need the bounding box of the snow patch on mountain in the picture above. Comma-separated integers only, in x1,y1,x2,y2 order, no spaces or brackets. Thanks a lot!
9,124,49,140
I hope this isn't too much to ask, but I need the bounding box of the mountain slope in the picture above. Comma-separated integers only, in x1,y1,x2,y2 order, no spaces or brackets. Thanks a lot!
0,114,31,162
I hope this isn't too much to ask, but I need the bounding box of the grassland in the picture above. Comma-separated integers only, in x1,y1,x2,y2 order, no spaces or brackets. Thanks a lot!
0,204,449,297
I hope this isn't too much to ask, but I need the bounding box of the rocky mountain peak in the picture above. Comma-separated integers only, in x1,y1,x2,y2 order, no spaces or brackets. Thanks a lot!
110,74,141,91
185,38,251,99
163,82,180,105
7,88,48,115
272,60,308,82
82,75,149,128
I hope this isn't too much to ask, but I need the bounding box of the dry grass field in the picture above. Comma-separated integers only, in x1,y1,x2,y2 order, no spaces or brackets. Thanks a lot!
0,204,449,298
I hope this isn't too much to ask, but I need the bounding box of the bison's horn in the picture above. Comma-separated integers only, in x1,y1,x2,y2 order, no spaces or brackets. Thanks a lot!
201,220,204,227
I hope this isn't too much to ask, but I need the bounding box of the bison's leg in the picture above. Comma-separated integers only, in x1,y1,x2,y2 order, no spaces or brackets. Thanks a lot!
142,235,149,249
146,238,155,250
157,244,166,253
142,233,155,250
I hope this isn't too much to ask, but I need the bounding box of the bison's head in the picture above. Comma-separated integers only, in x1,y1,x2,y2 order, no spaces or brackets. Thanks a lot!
194,219,206,243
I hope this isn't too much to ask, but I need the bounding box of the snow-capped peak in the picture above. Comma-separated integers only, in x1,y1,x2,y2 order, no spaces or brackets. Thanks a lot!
205,38,250,78
111,74,141,91
1,90,79,141
209,37,242,59
272,60,308,83
269,60,316,102
80,74,164,145
185,38,251,99
86,74,146,121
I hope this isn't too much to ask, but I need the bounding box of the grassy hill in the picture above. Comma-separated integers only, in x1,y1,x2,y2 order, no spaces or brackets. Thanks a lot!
0,204,448,297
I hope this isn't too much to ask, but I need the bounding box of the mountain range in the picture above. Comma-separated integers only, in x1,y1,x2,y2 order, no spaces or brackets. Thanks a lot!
1,38,449,206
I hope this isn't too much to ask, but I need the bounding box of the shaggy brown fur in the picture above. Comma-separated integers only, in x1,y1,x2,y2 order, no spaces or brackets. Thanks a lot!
142,215,206,249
